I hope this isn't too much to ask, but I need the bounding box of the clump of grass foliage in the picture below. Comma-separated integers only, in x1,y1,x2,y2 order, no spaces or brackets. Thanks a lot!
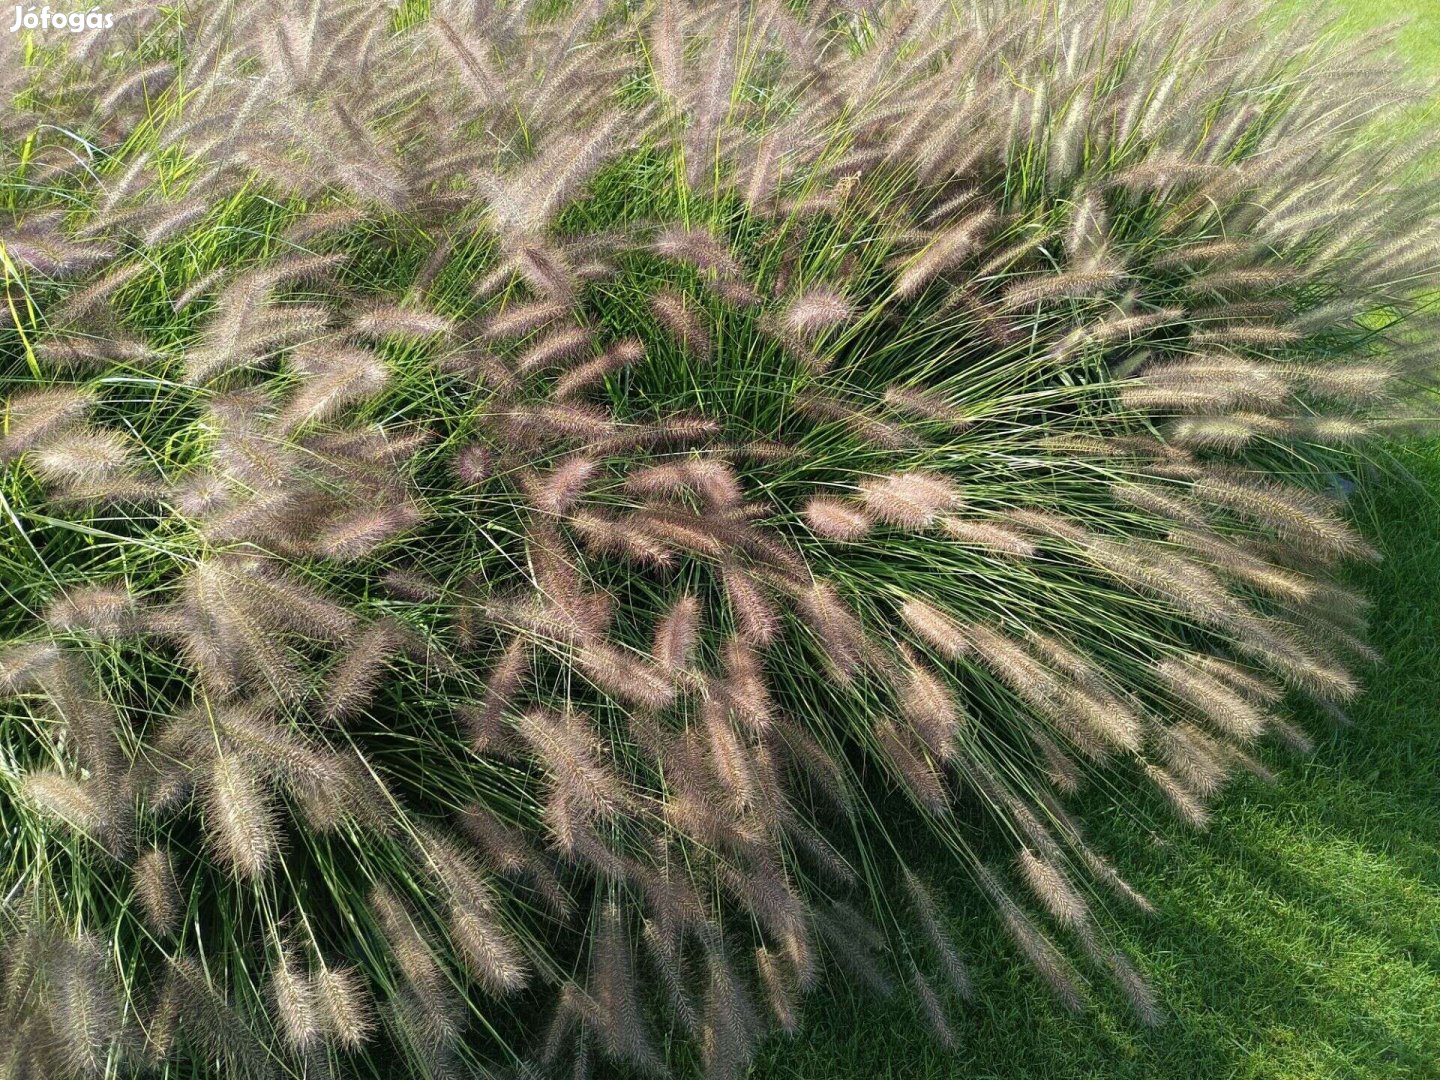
1,0,1437,1076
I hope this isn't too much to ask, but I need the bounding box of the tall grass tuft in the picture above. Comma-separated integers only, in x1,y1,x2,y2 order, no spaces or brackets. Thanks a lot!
1,0,1437,1076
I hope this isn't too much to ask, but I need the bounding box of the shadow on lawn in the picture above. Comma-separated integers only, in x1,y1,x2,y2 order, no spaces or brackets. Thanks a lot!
751,448,1440,1080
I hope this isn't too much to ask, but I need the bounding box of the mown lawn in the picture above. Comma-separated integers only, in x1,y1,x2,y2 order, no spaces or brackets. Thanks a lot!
756,5,1440,1078
1319,0,1440,71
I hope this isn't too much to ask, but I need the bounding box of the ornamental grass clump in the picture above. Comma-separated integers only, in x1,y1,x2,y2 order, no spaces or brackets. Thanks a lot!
1,0,1437,1076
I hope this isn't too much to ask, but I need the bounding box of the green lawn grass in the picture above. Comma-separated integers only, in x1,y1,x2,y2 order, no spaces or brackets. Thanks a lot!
754,5,1440,1077
1311,0,1440,70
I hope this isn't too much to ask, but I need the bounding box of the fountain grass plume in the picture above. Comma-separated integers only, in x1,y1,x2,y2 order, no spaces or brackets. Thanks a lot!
0,0,1437,1076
